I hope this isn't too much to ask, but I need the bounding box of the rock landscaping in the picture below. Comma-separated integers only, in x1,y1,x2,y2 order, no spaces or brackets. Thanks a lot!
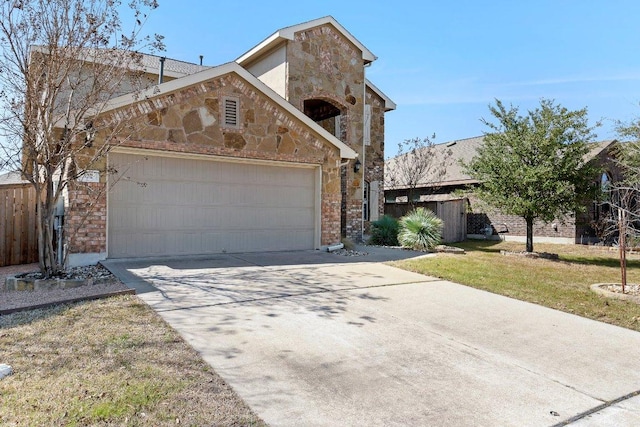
0,264,132,314
591,283,640,304
332,248,370,257
4,264,115,292
500,250,559,260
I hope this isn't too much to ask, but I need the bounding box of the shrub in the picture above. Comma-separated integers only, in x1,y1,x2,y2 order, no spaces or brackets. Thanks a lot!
398,208,443,251
369,215,399,246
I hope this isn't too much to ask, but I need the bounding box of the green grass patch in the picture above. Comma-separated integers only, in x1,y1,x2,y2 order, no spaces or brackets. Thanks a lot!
393,240,640,331
88,381,165,420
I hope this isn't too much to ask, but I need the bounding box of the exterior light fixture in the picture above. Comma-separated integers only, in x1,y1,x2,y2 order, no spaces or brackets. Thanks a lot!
84,121,95,147
354,158,361,173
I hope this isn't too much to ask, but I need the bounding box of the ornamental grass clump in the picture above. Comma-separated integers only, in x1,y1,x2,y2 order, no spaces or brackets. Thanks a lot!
369,215,400,246
398,208,443,251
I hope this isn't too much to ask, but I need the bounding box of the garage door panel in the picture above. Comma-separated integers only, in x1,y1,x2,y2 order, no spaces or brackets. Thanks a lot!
141,233,164,255
236,166,258,185
137,208,155,230
175,232,199,254
108,153,317,258
283,208,314,228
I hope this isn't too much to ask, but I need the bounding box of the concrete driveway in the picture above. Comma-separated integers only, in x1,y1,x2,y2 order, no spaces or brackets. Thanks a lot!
103,248,640,426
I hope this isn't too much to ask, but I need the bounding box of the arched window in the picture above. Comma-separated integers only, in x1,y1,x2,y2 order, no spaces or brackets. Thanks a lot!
303,98,345,141
303,99,341,122
601,171,611,192
597,171,613,218
601,171,612,202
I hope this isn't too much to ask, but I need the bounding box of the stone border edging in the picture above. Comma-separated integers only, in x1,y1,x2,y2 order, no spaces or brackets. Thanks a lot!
500,250,559,259
0,289,136,315
3,276,114,292
434,245,465,254
590,283,640,304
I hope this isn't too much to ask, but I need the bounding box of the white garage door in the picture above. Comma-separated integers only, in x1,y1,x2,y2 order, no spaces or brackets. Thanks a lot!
108,152,318,258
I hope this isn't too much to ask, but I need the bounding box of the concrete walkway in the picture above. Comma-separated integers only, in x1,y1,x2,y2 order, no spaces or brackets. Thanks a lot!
103,248,640,426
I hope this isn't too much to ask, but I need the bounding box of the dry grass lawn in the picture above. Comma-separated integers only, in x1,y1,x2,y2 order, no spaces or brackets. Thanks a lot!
0,295,266,426
393,240,640,332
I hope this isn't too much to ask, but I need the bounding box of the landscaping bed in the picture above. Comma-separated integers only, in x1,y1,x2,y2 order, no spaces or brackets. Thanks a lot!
591,283,640,304
1,264,131,314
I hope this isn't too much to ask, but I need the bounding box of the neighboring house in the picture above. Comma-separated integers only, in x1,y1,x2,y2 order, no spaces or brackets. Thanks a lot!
57,16,395,265
385,136,619,244
0,171,28,185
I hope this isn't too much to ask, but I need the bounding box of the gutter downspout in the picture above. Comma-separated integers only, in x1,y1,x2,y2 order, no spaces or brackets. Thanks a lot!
362,63,370,241
158,57,166,84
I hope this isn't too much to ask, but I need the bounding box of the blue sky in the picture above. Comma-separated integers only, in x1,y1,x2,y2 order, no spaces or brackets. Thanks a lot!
139,1,640,158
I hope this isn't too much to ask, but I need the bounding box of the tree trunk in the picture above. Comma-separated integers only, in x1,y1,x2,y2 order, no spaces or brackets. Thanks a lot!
525,217,534,253
407,188,415,210
36,179,63,278
36,197,46,274
619,209,627,293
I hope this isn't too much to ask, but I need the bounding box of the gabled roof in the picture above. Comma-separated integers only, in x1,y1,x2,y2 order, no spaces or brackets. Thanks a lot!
236,16,377,66
430,136,486,187
386,136,617,190
365,79,396,112
138,53,210,78
385,136,484,190
97,62,358,159
585,139,617,161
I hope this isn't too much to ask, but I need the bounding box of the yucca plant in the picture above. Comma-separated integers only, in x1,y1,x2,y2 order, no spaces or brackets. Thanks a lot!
398,208,443,251
369,215,399,246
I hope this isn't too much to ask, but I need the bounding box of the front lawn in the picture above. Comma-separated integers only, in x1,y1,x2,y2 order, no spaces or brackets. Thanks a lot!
0,295,266,426
393,240,640,332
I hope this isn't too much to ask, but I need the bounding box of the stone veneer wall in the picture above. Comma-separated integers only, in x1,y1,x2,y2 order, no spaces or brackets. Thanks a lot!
66,72,345,255
287,24,366,241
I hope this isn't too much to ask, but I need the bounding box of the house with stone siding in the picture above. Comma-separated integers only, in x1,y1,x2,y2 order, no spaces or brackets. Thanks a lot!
385,136,619,245
59,16,395,266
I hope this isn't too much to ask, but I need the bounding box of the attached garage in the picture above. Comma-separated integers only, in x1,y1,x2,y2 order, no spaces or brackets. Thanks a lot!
63,63,356,267
107,151,320,258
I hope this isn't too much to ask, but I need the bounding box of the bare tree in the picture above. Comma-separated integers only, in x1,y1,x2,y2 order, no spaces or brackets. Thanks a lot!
0,0,163,277
385,136,453,208
597,184,639,292
604,119,640,291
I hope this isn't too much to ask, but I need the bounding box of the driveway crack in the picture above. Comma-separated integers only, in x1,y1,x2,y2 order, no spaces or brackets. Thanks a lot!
551,389,640,426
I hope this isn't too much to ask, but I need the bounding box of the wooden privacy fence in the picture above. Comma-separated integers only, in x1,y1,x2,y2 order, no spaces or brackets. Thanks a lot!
384,198,467,243
0,183,38,267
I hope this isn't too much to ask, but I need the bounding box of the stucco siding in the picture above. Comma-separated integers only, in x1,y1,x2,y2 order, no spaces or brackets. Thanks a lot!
245,44,288,99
